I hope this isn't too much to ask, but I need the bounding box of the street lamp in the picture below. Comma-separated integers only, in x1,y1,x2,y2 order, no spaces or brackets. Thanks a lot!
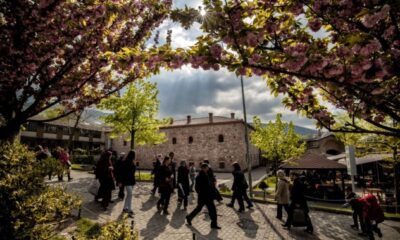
240,75,253,197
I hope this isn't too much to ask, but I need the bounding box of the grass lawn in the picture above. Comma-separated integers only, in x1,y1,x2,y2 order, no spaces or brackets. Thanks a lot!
71,164,93,171
135,171,153,181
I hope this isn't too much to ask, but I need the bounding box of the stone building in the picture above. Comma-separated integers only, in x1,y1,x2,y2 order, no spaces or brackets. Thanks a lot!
304,132,345,156
111,113,260,172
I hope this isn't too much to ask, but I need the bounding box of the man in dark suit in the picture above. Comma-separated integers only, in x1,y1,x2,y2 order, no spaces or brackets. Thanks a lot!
186,163,221,229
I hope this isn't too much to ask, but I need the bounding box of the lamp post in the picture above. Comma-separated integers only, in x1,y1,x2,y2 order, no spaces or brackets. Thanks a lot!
240,75,253,197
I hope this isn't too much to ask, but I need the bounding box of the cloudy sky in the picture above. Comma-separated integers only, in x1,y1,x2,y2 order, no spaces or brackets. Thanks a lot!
147,0,317,129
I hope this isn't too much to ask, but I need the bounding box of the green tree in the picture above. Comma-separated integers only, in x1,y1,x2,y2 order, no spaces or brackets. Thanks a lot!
251,114,306,172
98,79,167,149
333,114,400,205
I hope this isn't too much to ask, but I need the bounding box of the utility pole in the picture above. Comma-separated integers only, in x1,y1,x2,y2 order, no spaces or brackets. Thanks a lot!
240,75,253,197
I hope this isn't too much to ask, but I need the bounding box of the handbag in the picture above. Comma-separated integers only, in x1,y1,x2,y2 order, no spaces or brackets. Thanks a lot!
88,179,100,196
292,208,307,227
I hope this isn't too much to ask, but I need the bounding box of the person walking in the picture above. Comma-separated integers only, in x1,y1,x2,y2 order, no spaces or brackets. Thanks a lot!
275,170,290,220
57,147,72,181
177,160,190,210
95,151,115,210
157,156,174,215
151,154,162,195
226,162,252,212
114,152,125,200
204,160,223,203
363,194,384,240
169,152,177,189
120,150,136,217
189,162,196,192
283,172,313,234
186,163,221,229
344,186,366,234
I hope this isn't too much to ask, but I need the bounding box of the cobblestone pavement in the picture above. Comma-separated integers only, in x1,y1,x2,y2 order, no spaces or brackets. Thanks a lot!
58,171,400,240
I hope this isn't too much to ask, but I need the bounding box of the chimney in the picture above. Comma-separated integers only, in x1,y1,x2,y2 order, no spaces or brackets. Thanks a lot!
230,112,235,119
187,115,191,124
209,113,213,123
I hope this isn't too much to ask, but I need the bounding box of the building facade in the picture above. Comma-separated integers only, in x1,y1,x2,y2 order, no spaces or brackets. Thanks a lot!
20,120,109,152
111,113,260,172
305,132,345,156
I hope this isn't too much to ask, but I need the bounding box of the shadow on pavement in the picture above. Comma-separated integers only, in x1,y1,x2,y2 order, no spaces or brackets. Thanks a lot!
140,211,169,240
187,225,222,240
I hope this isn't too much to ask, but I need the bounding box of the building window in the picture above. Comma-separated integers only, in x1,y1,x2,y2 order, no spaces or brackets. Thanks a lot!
219,161,225,169
123,141,127,146
172,137,177,144
188,136,193,144
45,124,58,133
218,134,224,143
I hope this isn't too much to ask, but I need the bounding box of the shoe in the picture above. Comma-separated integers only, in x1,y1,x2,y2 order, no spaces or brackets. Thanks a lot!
68,178,73,181
163,210,169,215
122,208,128,213
128,212,134,218
350,224,358,229
211,225,221,230
226,203,234,208
184,206,188,211
282,224,290,230
376,228,383,238
186,216,192,226
238,208,245,213
247,205,253,209
109,200,114,203
276,217,282,220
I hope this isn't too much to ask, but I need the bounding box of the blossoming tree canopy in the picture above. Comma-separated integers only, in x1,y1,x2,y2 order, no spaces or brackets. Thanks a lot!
0,0,172,141
171,0,400,137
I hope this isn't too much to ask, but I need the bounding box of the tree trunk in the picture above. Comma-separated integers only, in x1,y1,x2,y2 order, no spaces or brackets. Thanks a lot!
0,121,22,143
68,113,82,153
130,130,135,150
393,147,399,213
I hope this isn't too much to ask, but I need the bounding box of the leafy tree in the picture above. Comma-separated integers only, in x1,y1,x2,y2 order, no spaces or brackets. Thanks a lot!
98,79,167,149
333,114,400,204
170,0,400,137
251,114,306,172
0,0,172,141
0,142,81,239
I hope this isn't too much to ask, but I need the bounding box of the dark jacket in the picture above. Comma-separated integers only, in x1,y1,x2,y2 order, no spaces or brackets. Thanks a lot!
120,160,136,186
290,178,308,212
178,166,190,194
159,165,173,193
114,159,124,184
231,170,248,193
207,166,217,183
195,171,215,201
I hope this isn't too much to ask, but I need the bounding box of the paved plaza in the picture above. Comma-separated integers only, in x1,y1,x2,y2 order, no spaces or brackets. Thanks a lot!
57,171,400,240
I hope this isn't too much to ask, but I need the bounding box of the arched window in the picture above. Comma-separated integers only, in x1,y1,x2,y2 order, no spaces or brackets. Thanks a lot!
172,137,177,144
188,136,193,144
218,134,224,143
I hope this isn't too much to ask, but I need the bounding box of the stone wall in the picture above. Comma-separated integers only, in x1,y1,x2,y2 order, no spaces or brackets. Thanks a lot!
111,121,260,172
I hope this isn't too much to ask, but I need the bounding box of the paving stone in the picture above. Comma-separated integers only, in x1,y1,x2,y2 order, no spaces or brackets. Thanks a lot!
60,171,400,240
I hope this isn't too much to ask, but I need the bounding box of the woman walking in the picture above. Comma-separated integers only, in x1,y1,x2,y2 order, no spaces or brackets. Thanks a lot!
95,151,115,210
177,160,190,209
157,156,174,215
275,170,290,220
227,162,251,212
283,172,313,234
120,150,136,217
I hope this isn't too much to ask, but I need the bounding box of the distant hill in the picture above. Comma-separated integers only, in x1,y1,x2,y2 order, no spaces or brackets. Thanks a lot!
252,122,317,137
